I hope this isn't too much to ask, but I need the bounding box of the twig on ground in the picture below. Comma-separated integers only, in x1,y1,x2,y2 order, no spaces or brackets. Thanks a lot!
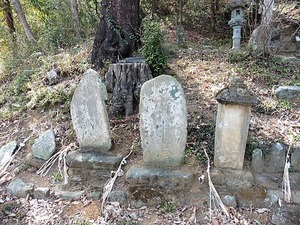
0,136,30,184
282,133,295,203
100,150,132,218
203,147,229,220
37,143,77,185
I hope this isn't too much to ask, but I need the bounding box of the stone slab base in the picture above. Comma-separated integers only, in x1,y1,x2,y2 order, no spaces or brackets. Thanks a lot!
66,150,123,192
126,165,193,189
66,150,123,170
125,165,194,205
210,168,254,188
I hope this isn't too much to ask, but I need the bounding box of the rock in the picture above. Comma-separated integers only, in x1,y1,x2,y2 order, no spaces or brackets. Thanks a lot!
252,149,264,173
54,190,85,200
126,165,193,190
264,191,280,208
139,75,187,166
0,141,17,167
45,68,60,85
108,190,128,204
210,168,254,188
264,142,286,173
25,153,46,168
275,86,300,100
222,195,237,207
66,150,122,170
271,205,300,225
70,69,111,151
34,187,50,199
291,146,300,172
293,190,300,204
32,129,56,160
236,187,267,208
7,179,34,198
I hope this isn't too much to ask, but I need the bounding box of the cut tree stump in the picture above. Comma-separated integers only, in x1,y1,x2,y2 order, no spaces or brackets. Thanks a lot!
105,58,153,116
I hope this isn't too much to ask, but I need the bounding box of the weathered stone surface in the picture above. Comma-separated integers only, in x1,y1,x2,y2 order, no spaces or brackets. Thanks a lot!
222,195,237,207
66,150,122,170
275,86,300,100
214,104,251,169
54,190,85,200
7,179,34,198
139,75,187,166
70,69,111,151
264,190,281,208
291,146,300,172
251,148,264,173
271,205,300,225
108,190,128,204
25,153,46,168
215,77,259,106
126,165,193,189
0,141,17,167
32,129,56,160
34,187,50,199
236,187,267,208
210,168,254,188
264,142,286,173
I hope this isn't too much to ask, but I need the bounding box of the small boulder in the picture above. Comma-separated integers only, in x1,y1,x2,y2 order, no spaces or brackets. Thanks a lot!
275,86,300,100
0,141,17,167
32,129,56,160
7,179,34,198
251,148,264,173
264,142,286,173
34,187,50,199
223,195,237,207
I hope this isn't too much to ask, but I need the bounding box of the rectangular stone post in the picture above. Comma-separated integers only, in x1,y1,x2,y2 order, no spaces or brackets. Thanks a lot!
214,77,259,170
214,104,251,169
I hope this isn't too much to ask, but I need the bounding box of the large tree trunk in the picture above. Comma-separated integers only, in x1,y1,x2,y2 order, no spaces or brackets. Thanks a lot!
69,0,83,37
249,0,275,56
12,0,35,41
3,0,16,35
91,0,141,70
105,59,152,117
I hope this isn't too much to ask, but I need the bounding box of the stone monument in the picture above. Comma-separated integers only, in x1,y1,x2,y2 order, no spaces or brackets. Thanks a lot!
126,75,193,203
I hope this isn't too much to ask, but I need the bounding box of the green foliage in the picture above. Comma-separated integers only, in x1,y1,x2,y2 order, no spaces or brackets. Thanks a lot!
53,172,62,182
162,201,176,214
140,19,168,76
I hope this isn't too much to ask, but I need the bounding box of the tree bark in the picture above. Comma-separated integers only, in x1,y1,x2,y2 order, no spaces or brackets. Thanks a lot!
69,0,83,37
105,61,152,116
91,0,141,70
3,0,16,34
12,0,35,41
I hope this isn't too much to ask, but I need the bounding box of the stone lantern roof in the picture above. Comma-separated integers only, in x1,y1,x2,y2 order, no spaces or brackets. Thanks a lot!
216,77,259,106
229,0,248,9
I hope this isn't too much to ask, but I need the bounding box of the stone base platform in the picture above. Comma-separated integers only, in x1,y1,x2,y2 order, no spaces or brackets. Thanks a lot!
65,150,123,191
126,165,194,189
125,165,194,205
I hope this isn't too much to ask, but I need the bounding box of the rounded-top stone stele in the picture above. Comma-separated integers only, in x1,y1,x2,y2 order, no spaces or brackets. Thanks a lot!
139,75,187,167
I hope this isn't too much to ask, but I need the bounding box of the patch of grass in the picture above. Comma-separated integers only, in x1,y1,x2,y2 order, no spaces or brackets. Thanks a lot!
53,172,62,182
246,136,260,161
279,100,292,110
116,220,134,225
162,201,176,214
187,124,215,163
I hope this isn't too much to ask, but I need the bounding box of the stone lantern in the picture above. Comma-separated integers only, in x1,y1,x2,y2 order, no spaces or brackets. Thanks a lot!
228,0,247,50
214,77,259,170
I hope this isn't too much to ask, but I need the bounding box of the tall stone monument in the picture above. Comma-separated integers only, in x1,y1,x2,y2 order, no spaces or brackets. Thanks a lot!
126,75,193,202
67,69,122,193
214,77,259,170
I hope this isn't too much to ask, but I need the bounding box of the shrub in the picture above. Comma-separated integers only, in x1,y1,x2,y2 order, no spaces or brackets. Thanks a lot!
140,19,168,76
